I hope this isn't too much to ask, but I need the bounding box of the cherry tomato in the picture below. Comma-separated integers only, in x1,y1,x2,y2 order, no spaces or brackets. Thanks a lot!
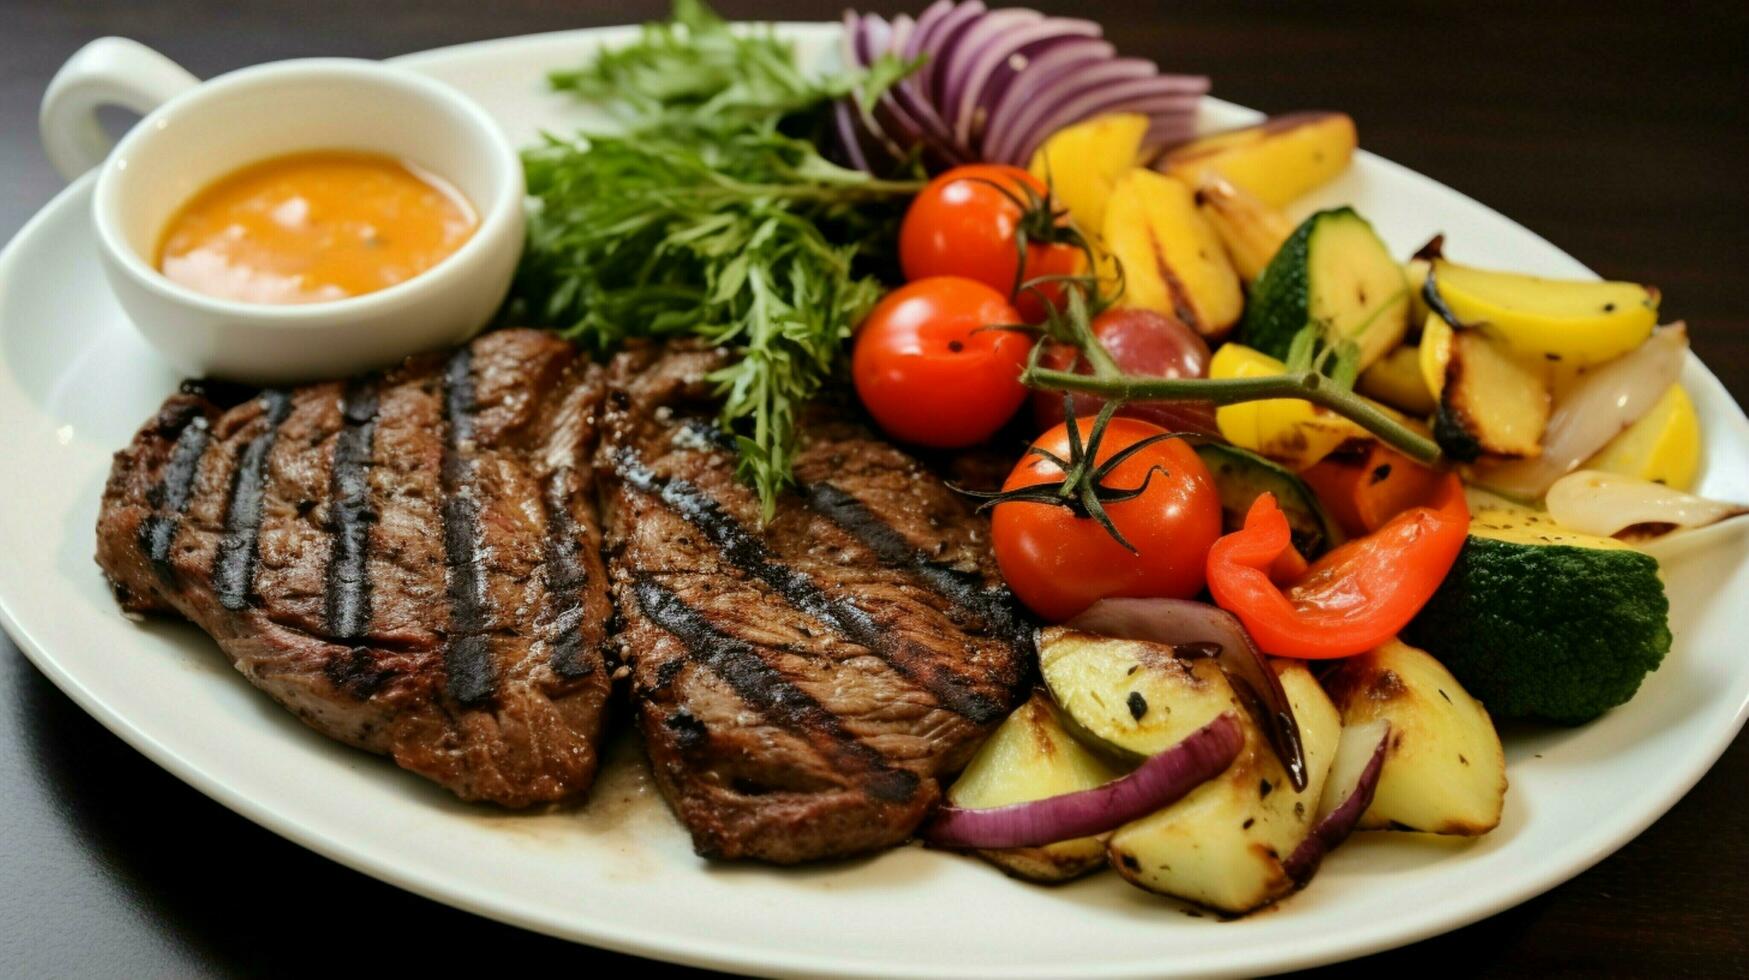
992,417,1223,621
853,277,1031,448
900,164,1081,322
1032,307,1217,436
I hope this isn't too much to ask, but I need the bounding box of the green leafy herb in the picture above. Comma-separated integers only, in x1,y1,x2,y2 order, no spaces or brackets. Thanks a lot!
510,0,921,514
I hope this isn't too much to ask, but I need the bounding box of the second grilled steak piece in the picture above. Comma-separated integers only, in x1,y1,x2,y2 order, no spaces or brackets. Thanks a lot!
95,330,614,806
598,345,1032,862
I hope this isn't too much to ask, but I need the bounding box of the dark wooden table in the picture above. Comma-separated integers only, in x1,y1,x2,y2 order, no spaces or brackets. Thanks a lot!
3,1,1746,975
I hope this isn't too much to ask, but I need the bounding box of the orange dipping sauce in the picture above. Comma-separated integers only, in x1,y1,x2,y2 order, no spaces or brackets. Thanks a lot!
157,150,477,305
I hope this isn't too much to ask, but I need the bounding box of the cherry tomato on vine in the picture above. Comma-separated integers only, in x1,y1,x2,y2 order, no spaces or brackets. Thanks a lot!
899,164,1082,322
991,416,1223,622
1032,307,1217,436
852,276,1031,448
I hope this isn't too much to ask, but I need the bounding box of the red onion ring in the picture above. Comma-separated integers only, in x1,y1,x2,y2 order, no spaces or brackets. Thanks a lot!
922,712,1244,848
838,2,1208,170
979,37,1116,158
1282,721,1390,886
1066,597,1309,792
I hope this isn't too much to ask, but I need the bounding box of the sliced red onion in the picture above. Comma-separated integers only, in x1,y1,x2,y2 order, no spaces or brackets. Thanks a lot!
983,58,1159,163
1066,598,1308,792
839,15,905,167
938,9,1043,134
838,2,1208,170
832,98,875,173
1007,78,1207,166
849,9,967,165
925,1,993,100
977,36,1107,140
1283,721,1390,887
905,0,962,64
981,37,1114,129
949,16,1103,149
922,712,1244,848
1477,324,1689,499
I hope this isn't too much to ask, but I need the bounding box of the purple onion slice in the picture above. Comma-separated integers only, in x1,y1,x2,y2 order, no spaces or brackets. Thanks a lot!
834,3,1209,174
1283,721,1391,886
923,712,1244,849
982,58,1159,164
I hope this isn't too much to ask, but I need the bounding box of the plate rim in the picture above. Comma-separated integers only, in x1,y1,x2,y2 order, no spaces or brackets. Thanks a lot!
2,23,1747,979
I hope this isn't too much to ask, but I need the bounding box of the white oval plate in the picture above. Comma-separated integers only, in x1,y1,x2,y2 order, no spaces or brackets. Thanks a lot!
2,24,1746,979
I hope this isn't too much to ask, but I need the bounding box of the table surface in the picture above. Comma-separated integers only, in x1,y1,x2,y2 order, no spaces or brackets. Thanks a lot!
3,0,1746,975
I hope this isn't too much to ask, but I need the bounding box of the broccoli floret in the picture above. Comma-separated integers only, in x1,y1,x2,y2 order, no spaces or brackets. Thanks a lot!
1403,536,1671,724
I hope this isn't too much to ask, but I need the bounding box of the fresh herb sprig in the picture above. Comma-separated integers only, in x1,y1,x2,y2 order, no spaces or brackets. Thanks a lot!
512,0,922,514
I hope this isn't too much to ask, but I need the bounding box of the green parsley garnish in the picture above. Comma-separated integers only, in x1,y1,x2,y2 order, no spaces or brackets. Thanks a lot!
508,0,921,514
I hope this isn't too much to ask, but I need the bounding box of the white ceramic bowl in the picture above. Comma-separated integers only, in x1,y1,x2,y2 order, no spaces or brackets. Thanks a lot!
39,37,525,383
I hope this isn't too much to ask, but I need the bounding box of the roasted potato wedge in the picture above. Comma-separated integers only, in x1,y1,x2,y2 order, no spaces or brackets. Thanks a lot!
1105,660,1342,915
947,690,1125,882
1429,259,1659,367
1103,169,1245,339
1434,328,1551,461
1029,113,1150,238
1161,111,1358,209
1193,173,1294,283
1321,639,1506,835
1357,344,1437,416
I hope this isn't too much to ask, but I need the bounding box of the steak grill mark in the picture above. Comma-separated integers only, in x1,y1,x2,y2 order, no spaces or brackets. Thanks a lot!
139,411,211,575
542,469,595,678
440,349,496,706
324,380,380,639
613,448,1003,724
802,481,1030,646
632,576,919,803
213,390,292,610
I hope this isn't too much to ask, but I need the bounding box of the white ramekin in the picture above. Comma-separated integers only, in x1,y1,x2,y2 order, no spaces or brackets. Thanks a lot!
40,37,525,383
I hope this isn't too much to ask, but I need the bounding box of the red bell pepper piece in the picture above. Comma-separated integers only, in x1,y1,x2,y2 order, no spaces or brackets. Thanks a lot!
1205,474,1470,658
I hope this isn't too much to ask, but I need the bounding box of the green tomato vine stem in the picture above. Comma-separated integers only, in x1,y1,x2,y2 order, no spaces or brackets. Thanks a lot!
1022,363,1445,466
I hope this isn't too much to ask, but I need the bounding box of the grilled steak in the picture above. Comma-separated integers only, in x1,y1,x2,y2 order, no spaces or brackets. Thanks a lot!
598,345,1032,862
96,329,614,806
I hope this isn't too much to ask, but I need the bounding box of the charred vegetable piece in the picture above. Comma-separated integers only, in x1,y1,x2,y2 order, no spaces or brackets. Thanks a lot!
1426,259,1659,367
1357,344,1437,416
1028,113,1150,237
1433,328,1551,461
1106,659,1341,915
1207,343,1369,471
1063,598,1310,792
945,691,1125,882
929,711,1244,858
1195,442,1339,558
1321,640,1506,836
1160,111,1357,209
1300,444,1446,537
1193,173,1295,283
1039,627,1234,764
1103,169,1245,339
1474,323,1689,500
1242,208,1410,372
